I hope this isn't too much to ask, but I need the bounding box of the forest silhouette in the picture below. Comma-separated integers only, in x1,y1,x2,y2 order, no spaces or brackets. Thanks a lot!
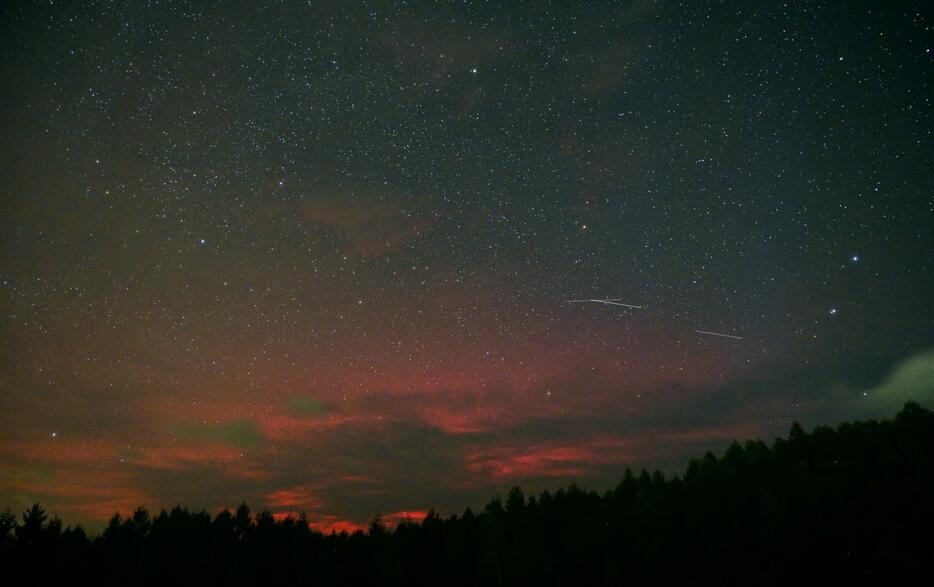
2,403,931,585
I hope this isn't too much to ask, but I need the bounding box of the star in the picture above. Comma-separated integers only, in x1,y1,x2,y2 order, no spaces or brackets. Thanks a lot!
829,308,838,315
850,255,860,263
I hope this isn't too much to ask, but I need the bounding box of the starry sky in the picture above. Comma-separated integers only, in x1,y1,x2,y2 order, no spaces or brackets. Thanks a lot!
1,1,932,533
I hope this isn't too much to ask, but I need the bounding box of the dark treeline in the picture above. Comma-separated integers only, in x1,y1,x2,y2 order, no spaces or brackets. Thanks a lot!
2,403,931,585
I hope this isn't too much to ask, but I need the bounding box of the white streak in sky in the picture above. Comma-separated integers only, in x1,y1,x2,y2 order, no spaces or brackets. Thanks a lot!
566,299,644,309
601,301,644,309
695,329,743,340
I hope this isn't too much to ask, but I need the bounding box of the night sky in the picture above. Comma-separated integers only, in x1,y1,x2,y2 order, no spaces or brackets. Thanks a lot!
1,1,931,533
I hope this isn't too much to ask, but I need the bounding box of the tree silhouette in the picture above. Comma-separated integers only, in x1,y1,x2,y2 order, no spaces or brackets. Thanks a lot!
0,509,14,547
16,503,47,547
1,402,931,585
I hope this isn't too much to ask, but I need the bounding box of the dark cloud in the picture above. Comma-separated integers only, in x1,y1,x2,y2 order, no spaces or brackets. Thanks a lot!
300,193,435,254
168,420,263,450
285,396,332,417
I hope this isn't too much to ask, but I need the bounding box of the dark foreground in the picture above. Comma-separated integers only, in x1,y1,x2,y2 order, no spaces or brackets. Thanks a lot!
2,403,931,586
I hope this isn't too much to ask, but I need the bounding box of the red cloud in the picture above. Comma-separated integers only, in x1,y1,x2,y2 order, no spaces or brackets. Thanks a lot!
308,516,368,535
464,437,634,481
265,484,325,510
380,510,429,527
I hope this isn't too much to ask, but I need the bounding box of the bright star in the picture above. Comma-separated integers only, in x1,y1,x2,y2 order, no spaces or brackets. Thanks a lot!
829,308,838,315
